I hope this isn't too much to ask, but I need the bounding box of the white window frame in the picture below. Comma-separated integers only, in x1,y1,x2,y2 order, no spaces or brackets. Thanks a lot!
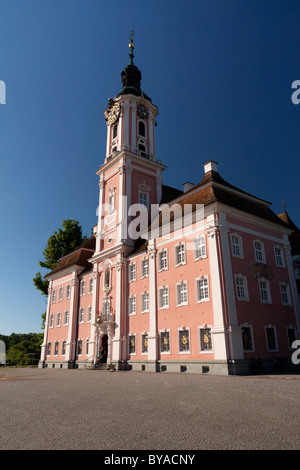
49,313,54,328
66,284,71,299
280,282,292,306
87,305,92,322
141,258,149,278
54,341,59,356
56,311,61,327
196,276,210,303
158,249,168,271
62,340,66,356
254,240,266,263
88,278,93,294
265,325,278,352
64,309,69,326
258,278,272,303
138,119,147,138
80,280,86,296
129,263,136,282
128,334,136,355
160,329,171,354
77,339,83,356
141,333,148,355
231,233,244,258
274,246,285,268
129,295,136,315
141,292,149,313
79,307,84,323
194,235,207,260
199,326,213,353
58,286,63,302
241,324,255,352
175,242,186,267
176,281,188,306
51,289,56,304
234,274,249,301
159,286,169,309
178,327,191,354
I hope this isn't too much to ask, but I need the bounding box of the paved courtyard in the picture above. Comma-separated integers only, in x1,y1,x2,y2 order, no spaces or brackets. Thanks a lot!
1,367,300,451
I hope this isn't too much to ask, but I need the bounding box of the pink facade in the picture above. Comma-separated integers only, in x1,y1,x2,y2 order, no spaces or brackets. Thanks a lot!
39,42,300,375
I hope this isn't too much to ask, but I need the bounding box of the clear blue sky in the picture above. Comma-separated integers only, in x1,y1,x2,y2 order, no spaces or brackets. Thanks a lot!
0,0,299,335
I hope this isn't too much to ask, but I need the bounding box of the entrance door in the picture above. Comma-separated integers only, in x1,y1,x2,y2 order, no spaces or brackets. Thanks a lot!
101,334,108,364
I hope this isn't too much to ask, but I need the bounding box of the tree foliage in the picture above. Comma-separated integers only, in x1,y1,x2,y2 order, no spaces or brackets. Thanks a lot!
0,333,44,366
33,219,88,296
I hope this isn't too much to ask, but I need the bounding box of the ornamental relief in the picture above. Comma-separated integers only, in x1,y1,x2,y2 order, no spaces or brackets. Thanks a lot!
249,262,273,280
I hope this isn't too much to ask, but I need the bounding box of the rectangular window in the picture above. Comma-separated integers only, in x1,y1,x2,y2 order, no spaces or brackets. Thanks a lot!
177,282,188,306
47,342,51,356
197,277,209,302
159,250,168,270
66,284,71,299
56,312,61,327
231,235,242,257
77,340,83,356
89,278,93,294
139,191,148,208
235,275,249,301
176,244,186,265
160,331,170,353
275,247,285,267
259,279,271,303
129,335,136,354
194,236,206,259
51,289,56,303
141,259,149,277
280,283,291,305
141,292,149,312
142,334,148,354
129,296,136,315
80,280,86,296
200,328,212,352
265,326,278,352
179,329,190,352
159,286,169,309
86,339,89,355
241,326,254,352
58,286,63,301
129,263,136,282
108,194,115,212
64,309,69,325
102,301,110,321
79,307,84,323
88,306,92,322
49,314,54,328
54,341,59,356
62,341,66,356
254,241,264,263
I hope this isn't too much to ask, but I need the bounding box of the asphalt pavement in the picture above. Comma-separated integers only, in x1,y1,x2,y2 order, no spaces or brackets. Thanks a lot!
1,367,300,451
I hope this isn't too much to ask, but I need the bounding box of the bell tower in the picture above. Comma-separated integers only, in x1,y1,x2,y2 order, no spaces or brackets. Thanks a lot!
94,32,166,255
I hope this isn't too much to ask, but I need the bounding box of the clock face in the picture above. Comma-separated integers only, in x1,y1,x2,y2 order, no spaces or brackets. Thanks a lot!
107,102,120,125
137,105,149,118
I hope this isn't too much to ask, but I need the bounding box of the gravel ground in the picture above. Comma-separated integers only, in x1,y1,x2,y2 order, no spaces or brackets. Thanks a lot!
1,367,300,451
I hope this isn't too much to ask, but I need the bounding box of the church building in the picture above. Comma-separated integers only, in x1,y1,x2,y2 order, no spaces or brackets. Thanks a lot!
39,38,300,375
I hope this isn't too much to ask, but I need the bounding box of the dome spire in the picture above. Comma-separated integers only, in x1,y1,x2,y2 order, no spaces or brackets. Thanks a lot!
128,30,135,65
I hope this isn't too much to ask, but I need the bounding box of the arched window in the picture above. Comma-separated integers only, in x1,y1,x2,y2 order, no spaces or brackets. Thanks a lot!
138,121,146,137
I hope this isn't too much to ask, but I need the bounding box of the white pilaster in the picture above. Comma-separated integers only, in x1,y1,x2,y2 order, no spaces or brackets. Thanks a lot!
89,266,99,361
40,281,53,363
131,101,136,153
66,272,79,363
96,177,105,253
148,240,158,361
206,216,228,360
112,255,124,362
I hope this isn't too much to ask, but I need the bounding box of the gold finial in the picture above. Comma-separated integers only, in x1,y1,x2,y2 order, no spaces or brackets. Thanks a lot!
128,31,135,65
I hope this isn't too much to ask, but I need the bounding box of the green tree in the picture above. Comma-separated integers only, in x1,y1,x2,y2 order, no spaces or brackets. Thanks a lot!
33,219,88,296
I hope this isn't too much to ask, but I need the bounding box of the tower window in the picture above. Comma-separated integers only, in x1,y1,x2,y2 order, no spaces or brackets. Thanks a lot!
138,143,146,157
138,121,146,137
113,123,118,139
